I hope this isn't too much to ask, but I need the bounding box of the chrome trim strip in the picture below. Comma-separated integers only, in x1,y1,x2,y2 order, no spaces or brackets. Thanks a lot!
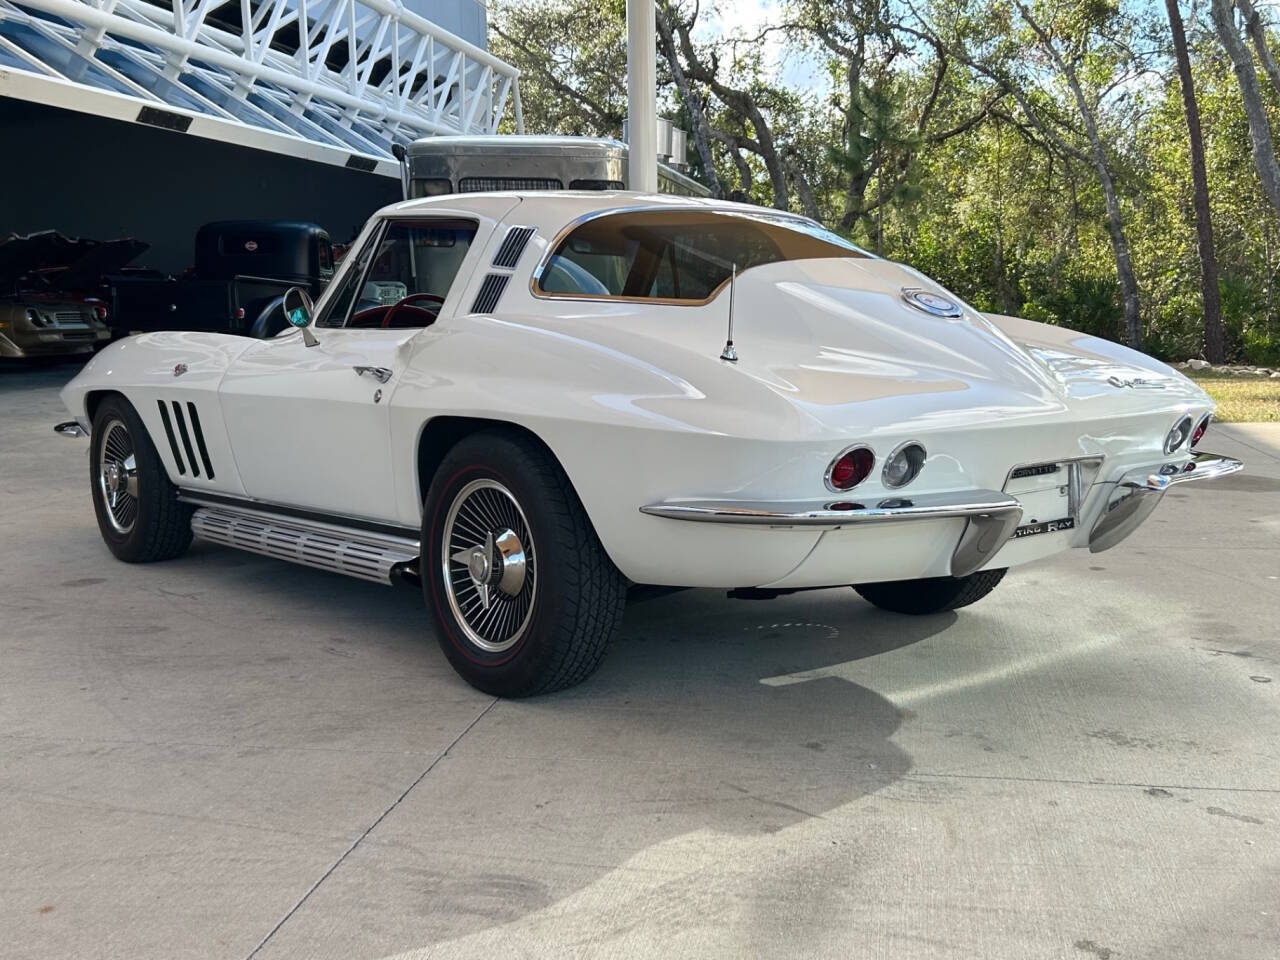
640,489,1021,527
54,420,88,438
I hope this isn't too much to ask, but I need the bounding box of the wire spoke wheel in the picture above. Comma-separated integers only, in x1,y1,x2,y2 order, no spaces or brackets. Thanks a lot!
97,419,139,535
441,478,537,654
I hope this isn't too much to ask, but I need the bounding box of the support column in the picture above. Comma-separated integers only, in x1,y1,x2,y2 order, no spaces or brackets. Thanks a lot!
626,0,657,192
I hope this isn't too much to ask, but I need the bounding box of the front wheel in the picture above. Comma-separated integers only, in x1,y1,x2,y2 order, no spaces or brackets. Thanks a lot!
90,395,193,562
422,431,626,697
854,568,1007,615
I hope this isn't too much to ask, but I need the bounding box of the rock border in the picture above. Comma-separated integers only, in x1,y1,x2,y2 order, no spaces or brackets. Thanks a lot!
1179,359,1280,378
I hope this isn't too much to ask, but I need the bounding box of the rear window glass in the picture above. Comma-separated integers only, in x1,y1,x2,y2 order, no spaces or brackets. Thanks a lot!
535,209,867,302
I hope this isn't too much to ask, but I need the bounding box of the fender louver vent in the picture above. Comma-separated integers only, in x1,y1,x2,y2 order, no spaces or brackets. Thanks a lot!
470,274,510,314
492,226,535,268
156,400,215,479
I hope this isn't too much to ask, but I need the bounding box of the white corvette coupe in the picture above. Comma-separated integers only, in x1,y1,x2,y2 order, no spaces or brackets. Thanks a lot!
57,192,1241,696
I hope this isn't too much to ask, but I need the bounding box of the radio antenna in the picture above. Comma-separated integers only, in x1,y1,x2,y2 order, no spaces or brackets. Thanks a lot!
719,264,739,363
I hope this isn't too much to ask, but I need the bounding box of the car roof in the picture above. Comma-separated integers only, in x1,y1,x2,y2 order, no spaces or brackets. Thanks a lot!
373,191,817,236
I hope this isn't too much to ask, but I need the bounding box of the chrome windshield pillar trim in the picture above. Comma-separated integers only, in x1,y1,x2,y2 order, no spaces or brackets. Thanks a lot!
54,420,88,438
640,489,1023,528
1089,451,1242,554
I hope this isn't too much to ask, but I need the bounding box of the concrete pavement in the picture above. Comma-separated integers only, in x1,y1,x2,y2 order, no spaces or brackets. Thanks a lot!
2,362,1278,959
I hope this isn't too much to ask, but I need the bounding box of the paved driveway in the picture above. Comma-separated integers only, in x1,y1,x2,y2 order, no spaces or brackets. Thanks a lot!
2,363,1278,959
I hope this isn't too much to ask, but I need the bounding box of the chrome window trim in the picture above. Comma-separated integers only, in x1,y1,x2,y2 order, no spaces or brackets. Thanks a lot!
315,218,387,328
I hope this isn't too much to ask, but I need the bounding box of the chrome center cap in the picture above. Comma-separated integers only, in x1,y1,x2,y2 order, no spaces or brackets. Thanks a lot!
466,547,490,585
104,461,122,493
451,527,527,601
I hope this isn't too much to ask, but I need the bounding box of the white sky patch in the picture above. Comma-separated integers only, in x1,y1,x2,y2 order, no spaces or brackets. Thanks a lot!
693,0,828,94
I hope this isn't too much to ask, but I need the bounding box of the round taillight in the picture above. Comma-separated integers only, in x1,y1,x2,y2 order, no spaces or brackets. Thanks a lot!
826,446,875,492
1191,413,1211,447
883,441,927,489
1163,415,1193,455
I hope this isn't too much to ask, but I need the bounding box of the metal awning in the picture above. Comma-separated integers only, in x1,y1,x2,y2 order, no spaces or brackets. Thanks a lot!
0,0,523,176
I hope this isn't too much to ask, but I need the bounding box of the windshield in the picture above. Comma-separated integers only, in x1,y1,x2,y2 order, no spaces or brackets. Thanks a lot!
535,209,868,302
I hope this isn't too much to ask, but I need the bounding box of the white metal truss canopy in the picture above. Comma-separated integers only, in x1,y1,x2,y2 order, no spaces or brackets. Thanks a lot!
0,0,523,175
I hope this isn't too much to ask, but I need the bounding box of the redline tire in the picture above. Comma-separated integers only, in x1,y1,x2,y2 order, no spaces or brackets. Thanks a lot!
422,430,626,697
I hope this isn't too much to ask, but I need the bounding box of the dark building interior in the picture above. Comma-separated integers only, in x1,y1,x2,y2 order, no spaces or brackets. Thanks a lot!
0,98,402,274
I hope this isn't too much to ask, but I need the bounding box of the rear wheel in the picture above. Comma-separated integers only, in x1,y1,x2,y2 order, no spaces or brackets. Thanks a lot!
854,568,1007,615
423,431,626,697
90,395,193,562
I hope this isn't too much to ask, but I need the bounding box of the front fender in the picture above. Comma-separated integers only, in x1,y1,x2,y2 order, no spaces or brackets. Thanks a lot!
61,332,256,495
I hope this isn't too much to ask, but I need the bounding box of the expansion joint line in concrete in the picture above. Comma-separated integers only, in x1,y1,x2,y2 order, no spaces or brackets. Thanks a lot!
244,697,500,959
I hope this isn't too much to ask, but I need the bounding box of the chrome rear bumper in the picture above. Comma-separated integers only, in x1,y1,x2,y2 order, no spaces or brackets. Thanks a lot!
1088,451,1243,553
640,490,1023,577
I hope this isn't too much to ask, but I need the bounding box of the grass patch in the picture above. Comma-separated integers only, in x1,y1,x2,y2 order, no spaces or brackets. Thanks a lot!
1187,371,1280,422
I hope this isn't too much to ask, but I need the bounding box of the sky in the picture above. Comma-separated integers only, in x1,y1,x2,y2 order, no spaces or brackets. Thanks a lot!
693,0,828,92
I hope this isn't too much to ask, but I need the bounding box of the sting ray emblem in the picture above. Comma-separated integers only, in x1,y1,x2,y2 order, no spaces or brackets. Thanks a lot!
173,363,188,377
1106,375,1164,390
901,287,963,318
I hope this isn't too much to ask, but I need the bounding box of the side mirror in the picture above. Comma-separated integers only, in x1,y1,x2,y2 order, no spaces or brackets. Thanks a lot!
283,287,319,347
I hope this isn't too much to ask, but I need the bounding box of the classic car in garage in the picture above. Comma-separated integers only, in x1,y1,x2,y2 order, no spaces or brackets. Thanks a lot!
0,231,119,358
55,192,1242,696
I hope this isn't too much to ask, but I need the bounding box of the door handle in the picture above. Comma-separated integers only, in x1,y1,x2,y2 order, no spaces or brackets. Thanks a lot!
353,365,392,384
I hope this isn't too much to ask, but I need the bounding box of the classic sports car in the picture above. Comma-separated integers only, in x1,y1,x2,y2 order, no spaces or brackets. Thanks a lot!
56,192,1242,696
1,231,120,358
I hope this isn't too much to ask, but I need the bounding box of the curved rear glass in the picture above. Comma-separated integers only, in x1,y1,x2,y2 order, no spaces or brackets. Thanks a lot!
535,209,868,302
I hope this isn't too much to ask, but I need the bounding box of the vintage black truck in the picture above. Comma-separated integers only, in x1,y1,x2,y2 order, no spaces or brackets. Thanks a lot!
108,221,334,339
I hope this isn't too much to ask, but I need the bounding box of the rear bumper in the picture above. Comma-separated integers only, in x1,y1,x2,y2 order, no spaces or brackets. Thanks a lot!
641,490,1023,577
640,451,1243,583
1088,451,1242,553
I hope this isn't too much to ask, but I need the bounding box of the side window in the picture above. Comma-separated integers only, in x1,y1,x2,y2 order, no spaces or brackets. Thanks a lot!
316,229,379,328
348,219,478,329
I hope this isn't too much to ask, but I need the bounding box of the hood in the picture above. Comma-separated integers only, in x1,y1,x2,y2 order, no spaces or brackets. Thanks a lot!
0,231,147,290
720,257,1206,431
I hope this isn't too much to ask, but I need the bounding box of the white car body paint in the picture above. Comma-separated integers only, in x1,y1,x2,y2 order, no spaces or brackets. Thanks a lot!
62,191,1226,589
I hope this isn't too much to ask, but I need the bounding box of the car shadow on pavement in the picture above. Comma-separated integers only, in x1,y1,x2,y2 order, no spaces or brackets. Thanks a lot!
167,543,956,955
243,585,962,957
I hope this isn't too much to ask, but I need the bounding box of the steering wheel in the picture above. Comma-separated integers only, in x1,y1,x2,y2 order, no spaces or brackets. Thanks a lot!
382,292,445,328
